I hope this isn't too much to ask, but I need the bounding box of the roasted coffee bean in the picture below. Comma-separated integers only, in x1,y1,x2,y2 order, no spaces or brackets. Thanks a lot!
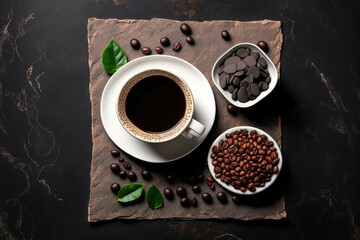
155,46,163,54
176,187,187,197
192,185,201,193
111,150,120,157
227,104,237,114
141,47,151,55
257,40,269,52
160,37,170,46
189,196,198,207
110,163,120,174
216,191,227,203
232,195,241,204
180,23,192,35
123,162,131,170
180,197,190,207
111,183,121,194
141,170,152,180
127,171,137,181
130,39,140,49
201,192,212,203
173,42,181,52
221,30,230,40
119,170,127,179
186,36,195,45
118,157,124,162
164,188,174,200
167,174,176,183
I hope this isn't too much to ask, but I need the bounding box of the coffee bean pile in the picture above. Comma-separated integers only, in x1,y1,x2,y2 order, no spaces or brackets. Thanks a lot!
210,129,280,192
218,47,271,103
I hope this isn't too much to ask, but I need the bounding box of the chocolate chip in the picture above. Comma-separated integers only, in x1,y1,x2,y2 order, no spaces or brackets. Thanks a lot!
250,84,261,96
221,30,230,40
110,163,120,174
186,36,195,45
248,66,260,79
250,51,260,60
227,104,236,114
180,197,190,207
261,82,269,91
244,56,257,67
236,48,250,58
130,39,140,49
173,42,181,52
223,64,237,74
225,56,241,65
265,77,271,84
234,71,244,77
180,23,192,35
236,61,247,71
227,84,235,93
233,77,241,87
232,88,238,101
240,80,249,88
218,65,225,75
164,188,174,200
258,57,267,68
111,183,121,194
220,76,228,89
160,37,170,46
155,46,163,54
257,40,269,52
238,87,248,103
141,47,151,55
111,150,120,157
192,185,201,193
141,170,152,180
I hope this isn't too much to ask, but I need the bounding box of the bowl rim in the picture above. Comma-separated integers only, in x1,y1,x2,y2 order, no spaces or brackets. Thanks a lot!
211,42,278,108
207,126,283,195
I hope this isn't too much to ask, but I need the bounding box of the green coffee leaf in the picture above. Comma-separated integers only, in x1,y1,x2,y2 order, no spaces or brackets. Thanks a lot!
102,39,127,74
146,184,163,209
117,183,144,203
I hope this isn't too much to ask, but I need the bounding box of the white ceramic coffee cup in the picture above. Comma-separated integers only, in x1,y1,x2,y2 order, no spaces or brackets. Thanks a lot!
117,69,205,143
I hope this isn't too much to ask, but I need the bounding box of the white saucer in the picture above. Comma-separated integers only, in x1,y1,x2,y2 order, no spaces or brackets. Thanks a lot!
100,55,216,163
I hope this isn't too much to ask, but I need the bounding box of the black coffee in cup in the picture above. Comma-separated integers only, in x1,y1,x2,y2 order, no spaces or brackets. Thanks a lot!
125,75,186,133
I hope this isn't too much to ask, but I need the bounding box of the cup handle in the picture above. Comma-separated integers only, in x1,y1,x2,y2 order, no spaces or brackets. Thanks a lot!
182,119,205,139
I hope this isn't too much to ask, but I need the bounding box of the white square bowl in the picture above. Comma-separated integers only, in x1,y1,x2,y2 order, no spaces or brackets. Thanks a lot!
211,43,278,108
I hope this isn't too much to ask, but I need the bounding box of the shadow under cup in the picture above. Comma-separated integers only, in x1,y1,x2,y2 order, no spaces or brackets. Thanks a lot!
117,69,195,143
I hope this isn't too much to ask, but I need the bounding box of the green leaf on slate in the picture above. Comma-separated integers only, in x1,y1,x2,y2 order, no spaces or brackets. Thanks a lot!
117,183,144,203
102,39,127,74
146,184,163,209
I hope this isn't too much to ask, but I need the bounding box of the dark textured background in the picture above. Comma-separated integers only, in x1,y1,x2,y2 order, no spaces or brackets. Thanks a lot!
0,0,359,239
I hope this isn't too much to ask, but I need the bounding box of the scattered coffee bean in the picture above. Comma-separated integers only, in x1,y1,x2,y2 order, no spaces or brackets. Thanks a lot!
119,170,127,179
217,47,272,103
189,196,198,207
141,170,152,180
206,177,215,190
164,188,174,200
130,39,140,49
111,183,121,194
127,171,137,181
227,104,237,114
173,42,181,52
110,163,120,174
160,37,170,46
180,23,192,35
155,46,163,54
141,47,151,55
186,36,195,45
180,197,190,207
216,192,227,203
201,192,212,203
221,30,230,40
232,195,241,204
123,161,131,170
111,150,120,157
257,40,269,52
176,187,187,197
167,174,176,184
192,185,201,193
118,157,124,162
196,174,204,183
210,129,280,192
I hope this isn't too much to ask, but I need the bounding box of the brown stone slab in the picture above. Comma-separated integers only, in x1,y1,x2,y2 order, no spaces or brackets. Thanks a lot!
88,18,285,222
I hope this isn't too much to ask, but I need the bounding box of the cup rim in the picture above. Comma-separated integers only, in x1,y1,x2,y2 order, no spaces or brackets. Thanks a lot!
117,69,194,143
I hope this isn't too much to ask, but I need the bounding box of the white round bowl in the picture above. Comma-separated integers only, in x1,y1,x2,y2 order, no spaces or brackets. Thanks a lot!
207,126,283,195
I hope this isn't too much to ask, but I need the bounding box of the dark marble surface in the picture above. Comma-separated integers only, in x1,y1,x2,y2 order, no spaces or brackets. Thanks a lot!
0,0,359,239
